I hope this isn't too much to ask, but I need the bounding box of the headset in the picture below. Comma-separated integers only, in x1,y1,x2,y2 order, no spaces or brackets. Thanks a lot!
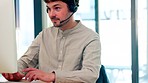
46,0,79,13
68,0,78,13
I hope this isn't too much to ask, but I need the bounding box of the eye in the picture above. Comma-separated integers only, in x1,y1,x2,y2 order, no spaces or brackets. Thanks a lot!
54,7,61,11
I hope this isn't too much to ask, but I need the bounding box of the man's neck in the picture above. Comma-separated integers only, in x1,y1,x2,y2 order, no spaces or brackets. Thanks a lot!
60,20,77,31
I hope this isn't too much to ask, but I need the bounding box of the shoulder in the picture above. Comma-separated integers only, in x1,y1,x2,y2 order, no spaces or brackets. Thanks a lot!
34,26,58,39
79,22,100,39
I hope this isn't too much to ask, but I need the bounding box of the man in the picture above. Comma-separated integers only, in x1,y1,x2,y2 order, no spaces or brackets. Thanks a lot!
2,0,101,83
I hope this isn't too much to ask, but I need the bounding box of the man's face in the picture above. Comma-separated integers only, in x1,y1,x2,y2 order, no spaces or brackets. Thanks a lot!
46,1,70,27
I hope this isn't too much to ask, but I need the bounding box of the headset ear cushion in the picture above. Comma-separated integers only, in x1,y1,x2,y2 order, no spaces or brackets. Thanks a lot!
46,8,48,13
69,5,78,12
68,0,78,12
73,6,78,12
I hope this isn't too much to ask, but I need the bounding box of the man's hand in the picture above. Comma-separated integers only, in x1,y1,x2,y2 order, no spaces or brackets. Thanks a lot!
2,72,24,81
23,68,55,82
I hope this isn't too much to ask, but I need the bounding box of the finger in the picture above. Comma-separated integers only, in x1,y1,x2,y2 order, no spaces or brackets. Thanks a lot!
8,73,14,80
28,74,35,82
33,75,38,81
2,73,13,81
2,73,7,78
2,73,23,81
25,71,34,80
23,68,37,72
27,71,35,82
4,73,10,80
25,71,36,82
13,72,24,80
15,72,24,77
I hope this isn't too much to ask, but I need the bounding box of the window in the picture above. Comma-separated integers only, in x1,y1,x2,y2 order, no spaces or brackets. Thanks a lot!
99,0,132,82
15,0,34,59
99,0,148,83
138,0,148,82
75,0,96,31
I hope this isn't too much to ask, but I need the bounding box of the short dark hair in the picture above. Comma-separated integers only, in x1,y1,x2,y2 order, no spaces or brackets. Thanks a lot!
43,0,79,12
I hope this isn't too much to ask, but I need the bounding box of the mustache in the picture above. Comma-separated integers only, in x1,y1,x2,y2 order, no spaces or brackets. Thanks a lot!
51,16,60,20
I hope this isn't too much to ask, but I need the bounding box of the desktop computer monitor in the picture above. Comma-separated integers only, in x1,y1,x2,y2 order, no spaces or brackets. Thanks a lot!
0,0,18,73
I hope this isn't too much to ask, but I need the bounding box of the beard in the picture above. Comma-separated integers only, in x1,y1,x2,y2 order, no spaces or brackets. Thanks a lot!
51,17,62,27
53,22,63,27
51,16,69,27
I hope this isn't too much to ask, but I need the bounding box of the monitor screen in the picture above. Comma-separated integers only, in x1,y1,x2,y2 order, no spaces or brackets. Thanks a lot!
0,0,18,73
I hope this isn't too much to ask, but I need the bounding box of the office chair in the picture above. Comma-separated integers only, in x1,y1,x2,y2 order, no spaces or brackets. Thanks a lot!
96,65,110,83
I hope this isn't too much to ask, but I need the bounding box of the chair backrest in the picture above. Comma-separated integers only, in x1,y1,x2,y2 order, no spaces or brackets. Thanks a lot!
96,65,109,83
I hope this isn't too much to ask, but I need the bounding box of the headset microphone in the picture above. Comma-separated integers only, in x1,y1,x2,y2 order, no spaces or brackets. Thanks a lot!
60,13,74,24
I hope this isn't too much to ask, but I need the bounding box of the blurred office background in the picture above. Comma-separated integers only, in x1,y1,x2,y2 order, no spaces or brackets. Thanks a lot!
12,0,148,83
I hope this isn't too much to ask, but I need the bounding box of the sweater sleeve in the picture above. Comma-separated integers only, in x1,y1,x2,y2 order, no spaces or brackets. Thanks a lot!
17,32,42,75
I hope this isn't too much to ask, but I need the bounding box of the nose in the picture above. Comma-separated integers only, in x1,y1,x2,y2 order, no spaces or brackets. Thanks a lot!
48,9,56,17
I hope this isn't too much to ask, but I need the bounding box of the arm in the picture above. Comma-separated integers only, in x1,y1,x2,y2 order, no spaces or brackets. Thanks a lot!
17,32,42,75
